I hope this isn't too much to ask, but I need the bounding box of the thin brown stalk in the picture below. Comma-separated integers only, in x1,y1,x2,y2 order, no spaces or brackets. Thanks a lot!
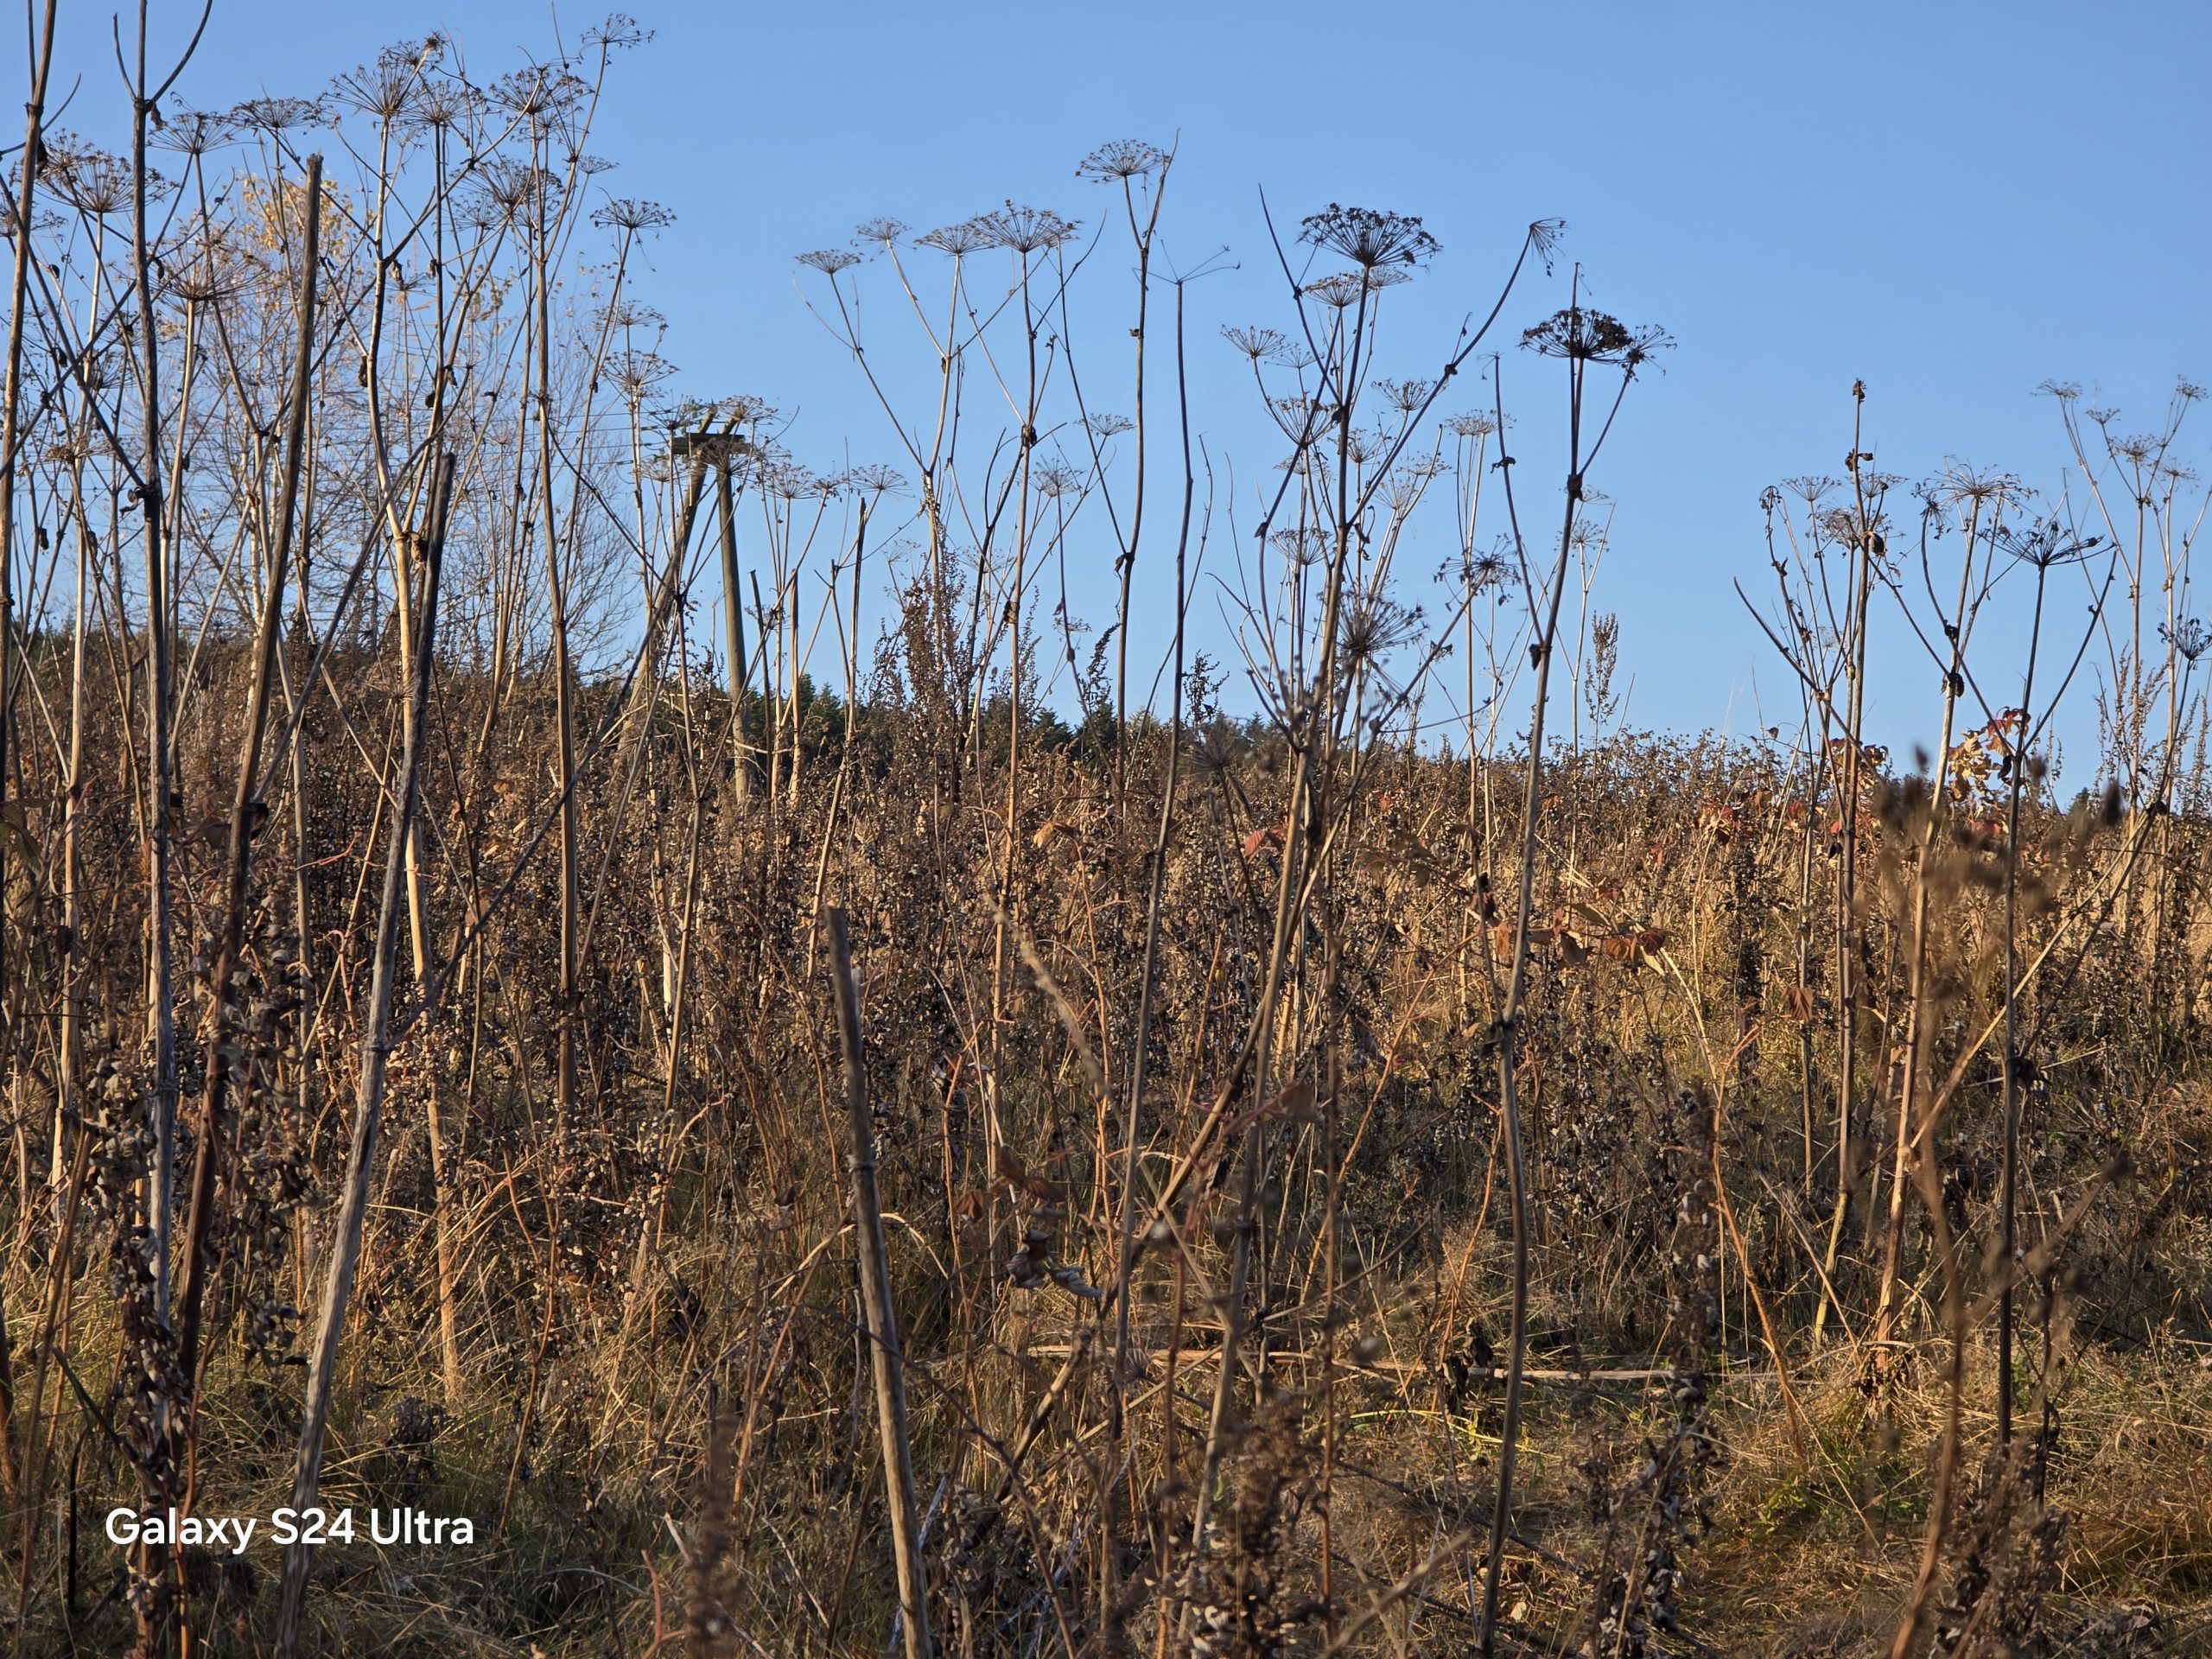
826,906,933,1659
274,453,450,1658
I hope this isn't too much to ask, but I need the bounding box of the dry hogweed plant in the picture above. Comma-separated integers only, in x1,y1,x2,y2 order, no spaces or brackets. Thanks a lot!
2,13,2211,1659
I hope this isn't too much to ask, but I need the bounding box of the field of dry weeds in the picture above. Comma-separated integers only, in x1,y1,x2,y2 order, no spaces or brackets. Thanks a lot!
3,13,2211,1659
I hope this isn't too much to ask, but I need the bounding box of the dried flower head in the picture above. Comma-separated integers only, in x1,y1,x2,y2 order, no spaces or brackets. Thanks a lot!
1084,412,1133,440
1300,203,1440,270
1224,325,1289,361
1033,461,1083,499
1077,139,1168,182
584,14,651,50
1528,217,1568,271
1466,549,1511,590
1993,517,2101,569
596,198,673,233
2162,618,2212,663
1932,464,2024,510
975,201,1079,254
415,79,483,132
232,96,325,135
613,349,675,404
852,217,907,250
1569,511,1610,550
153,106,233,157
173,261,240,305
493,64,586,122
603,299,665,331
1301,268,1408,309
842,463,905,496
1816,507,1864,545
916,218,993,257
1377,377,1433,414
1446,410,1497,439
1522,306,1673,371
330,46,431,124
41,138,134,215
1384,454,1443,512
796,247,861,276
756,456,818,499
1340,593,1421,670
477,159,549,229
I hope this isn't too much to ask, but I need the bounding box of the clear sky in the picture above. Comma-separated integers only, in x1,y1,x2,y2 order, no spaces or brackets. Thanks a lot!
50,1,2212,766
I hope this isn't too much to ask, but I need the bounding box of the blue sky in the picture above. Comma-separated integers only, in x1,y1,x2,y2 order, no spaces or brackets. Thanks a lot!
65,2,2212,766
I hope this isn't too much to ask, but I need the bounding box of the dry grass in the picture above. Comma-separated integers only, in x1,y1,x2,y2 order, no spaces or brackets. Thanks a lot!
2,18,2209,1658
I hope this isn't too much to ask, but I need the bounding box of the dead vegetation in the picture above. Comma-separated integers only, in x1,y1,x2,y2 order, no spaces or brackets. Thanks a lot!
1,12,2210,1659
